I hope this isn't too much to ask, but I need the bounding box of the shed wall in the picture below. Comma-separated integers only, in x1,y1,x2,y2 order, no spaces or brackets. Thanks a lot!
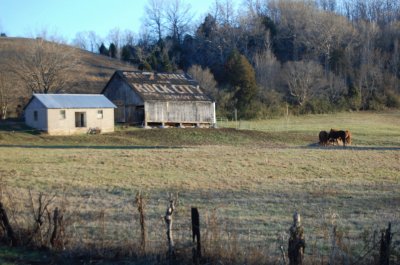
46,108,115,135
25,98,48,130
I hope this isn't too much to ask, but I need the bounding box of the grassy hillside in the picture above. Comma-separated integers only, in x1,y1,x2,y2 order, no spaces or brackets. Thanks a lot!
0,112,399,264
0,37,135,116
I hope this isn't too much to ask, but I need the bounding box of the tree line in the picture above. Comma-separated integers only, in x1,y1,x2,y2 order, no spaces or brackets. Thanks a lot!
2,0,400,119
92,0,400,118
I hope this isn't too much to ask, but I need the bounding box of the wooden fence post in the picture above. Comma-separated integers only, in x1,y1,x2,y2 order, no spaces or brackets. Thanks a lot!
288,212,305,265
50,207,59,248
192,207,201,263
0,202,17,246
135,192,146,255
380,222,392,265
165,199,175,259
50,207,64,250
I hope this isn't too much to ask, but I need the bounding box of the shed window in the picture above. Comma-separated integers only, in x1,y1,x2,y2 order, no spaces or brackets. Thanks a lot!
60,110,66,119
97,110,103,119
75,112,86,127
33,111,38,121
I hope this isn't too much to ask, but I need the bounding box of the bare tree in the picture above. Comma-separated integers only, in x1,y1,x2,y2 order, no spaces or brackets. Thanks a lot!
324,73,347,104
31,28,67,44
253,48,281,92
283,60,324,106
187,65,218,100
144,0,165,41
317,0,337,12
10,39,78,94
72,31,102,53
267,0,315,61
214,0,236,26
107,27,122,58
391,38,400,92
304,10,356,75
122,29,136,46
138,26,152,50
165,0,193,43
0,71,15,119
72,31,89,50
355,21,381,109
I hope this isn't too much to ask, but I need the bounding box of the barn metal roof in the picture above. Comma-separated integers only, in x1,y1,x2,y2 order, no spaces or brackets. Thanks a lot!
31,94,117,109
109,71,213,102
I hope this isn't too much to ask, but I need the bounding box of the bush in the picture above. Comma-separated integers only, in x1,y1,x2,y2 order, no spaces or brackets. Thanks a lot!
299,98,334,114
367,92,386,111
386,90,400,108
347,84,361,111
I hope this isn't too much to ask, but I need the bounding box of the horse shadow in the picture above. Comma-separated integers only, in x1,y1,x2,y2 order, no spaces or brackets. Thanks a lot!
306,142,400,151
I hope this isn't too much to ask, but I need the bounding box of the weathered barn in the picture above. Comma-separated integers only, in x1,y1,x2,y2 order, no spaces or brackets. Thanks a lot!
24,94,116,135
102,71,216,127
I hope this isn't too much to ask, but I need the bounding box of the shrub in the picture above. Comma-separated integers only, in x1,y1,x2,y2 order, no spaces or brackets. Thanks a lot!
299,98,334,114
386,90,400,108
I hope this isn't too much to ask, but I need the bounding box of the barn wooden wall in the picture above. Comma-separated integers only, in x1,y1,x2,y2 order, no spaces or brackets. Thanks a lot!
102,72,216,126
103,75,144,123
145,101,215,125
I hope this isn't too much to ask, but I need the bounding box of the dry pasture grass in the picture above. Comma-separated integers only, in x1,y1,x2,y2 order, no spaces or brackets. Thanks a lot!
0,145,399,261
0,111,399,263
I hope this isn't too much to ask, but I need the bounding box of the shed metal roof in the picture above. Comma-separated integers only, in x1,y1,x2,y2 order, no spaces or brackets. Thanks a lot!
107,71,213,102
31,94,117,109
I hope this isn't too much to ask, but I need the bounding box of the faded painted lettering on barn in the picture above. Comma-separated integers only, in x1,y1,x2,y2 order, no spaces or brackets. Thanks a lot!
126,72,206,101
132,83,203,95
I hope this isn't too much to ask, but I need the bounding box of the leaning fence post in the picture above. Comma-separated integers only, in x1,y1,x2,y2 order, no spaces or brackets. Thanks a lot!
380,222,392,265
165,198,175,259
50,207,59,248
0,202,17,246
288,212,305,265
50,207,64,250
192,207,201,263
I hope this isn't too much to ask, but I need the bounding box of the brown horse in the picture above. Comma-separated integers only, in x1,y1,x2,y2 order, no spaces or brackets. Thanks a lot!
319,130,329,146
345,130,352,145
329,129,347,147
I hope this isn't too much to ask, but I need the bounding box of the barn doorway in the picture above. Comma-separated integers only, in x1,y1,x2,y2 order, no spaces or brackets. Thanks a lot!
136,105,144,124
75,112,86,127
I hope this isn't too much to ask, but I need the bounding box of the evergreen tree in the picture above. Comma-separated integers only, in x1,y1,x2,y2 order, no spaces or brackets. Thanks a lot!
148,52,159,71
99,43,108,56
196,14,217,39
347,82,361,111
138,60,152,71
161,52,172,72
224,50,260,118
109,43,117,58
121,45,132,62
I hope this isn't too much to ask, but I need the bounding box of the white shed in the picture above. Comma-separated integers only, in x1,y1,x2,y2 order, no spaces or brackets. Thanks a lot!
24,94,116,135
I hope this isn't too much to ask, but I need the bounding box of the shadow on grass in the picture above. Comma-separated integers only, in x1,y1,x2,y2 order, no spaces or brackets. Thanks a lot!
0,144,181,150
306,143,400,151
0,120,42,135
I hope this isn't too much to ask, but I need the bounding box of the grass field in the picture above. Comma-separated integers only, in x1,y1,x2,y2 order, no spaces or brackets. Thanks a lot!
0,111,399,264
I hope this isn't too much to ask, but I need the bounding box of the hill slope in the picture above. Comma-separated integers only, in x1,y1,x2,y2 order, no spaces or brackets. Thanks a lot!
0,37,136,116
